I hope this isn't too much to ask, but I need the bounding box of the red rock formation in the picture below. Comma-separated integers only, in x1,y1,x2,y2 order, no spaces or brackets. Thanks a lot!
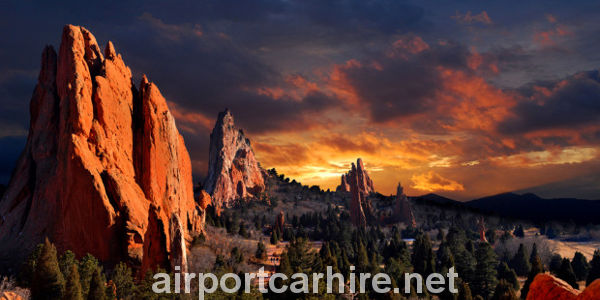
198,190,212,210
204,110,265,211
337,158,375,194
526,275,600,300
0,25,204,273
393,183,416,227
349,163,367,228
579,279,600,300
477,217,488,242
275,211,285,233
0,291,25,300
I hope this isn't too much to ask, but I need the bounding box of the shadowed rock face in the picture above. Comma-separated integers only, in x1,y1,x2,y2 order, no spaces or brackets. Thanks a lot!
394,183,416,227
204,110,265,212
526,273,600,300
0,25,204,273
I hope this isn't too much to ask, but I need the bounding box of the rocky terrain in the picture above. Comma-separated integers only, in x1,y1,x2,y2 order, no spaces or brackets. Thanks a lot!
204,109,265,213
0,25,205,273
528,273,600,299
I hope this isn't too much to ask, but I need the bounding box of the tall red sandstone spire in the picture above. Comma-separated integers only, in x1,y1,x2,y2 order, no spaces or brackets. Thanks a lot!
0,25,204,272
204,110,265,212
394,183,416,227
349,163,367,228
337,158,375,194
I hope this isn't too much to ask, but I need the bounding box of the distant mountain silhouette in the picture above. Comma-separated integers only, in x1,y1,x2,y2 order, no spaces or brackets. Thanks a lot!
412,193,463,206
465,192,600,224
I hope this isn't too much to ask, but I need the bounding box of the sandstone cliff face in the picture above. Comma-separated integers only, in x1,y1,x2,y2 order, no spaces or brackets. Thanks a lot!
393,183,416,227
337,158,375,194
204,110,265,212
0,25,204,273
526,273,600,300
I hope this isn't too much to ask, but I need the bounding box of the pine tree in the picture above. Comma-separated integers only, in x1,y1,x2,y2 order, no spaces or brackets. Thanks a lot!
513,225,524,238
59,250,77,278
87,268,107,300
457,281,473,300
521,255,543,299
270,230,278,245
31,238,66,300
19,243,44,288
529,243,538,265
356,240,370,273
497,262,519,291
255,241,267,260
491,280,518,300
587,250,600,286
557,258,579,289
64,264,83,300
238,223,248,238
111,262,134,300
549,254,563,274
571,251,590,282
79,254,100,298
510,244,530,276
472,242,498,299
412,233,435,277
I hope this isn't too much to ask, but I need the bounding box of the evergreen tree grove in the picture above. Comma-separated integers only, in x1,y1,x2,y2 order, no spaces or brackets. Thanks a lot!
112,262,135,299
87,268,107,300
412,232,435,277
472,242,498,299
557,258,579,289
520,255,543,299
510,244,530,276
572,251,590,282
32,238,66,300
64,264,83,300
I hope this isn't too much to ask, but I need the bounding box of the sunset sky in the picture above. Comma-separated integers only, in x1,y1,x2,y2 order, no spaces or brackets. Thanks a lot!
1,1,600,200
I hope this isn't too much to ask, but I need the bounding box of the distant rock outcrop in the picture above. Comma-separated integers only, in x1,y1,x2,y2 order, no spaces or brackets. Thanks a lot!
349,163,367,228
526,273,600,300
204,110,265,212
0,25,205,273
336,158,375,194
275,211,285,233
393,183,416,227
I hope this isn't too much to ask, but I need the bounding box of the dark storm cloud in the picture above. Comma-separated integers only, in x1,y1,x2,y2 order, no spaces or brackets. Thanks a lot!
0,136,26,184
337,41,471,122
499,70,600,135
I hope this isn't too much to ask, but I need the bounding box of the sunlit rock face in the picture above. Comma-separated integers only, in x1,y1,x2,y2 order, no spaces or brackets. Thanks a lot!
526,273,600,300
0,25,205,273
204,109,265,212
336,158,375,194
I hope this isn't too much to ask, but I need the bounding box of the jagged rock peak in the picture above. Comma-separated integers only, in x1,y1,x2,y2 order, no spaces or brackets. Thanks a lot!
349,163,367,227
394,183,416,227
0,25,205,273
204,109,265,212
336,158,375,194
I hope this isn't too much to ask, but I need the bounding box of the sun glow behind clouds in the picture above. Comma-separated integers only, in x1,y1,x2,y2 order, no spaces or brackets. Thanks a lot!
491,146,598,167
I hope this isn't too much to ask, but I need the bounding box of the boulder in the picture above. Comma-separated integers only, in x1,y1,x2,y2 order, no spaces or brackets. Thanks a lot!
526,273,578,300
